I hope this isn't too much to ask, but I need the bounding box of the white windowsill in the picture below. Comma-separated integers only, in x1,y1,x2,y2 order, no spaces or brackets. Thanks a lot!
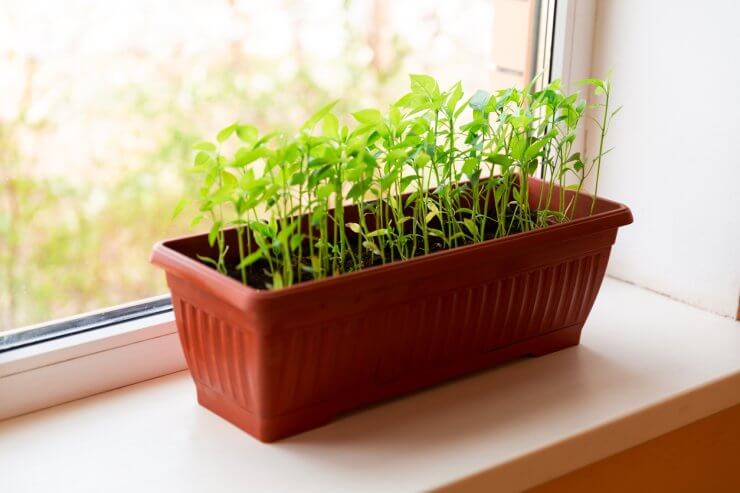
0,278,738,493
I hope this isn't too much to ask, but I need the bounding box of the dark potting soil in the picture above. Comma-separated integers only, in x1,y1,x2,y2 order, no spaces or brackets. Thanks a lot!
214,207,540,291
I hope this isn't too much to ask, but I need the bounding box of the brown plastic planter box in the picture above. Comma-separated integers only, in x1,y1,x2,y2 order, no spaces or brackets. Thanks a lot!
151,177,632,442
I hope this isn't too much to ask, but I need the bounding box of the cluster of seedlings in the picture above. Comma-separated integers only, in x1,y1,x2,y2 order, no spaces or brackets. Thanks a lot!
179,74,616,289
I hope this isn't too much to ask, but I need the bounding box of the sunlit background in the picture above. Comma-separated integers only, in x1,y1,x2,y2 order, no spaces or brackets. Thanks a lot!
0,0,531,330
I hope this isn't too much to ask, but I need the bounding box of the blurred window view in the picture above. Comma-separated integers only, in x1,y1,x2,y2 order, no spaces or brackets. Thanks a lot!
0,0,536,332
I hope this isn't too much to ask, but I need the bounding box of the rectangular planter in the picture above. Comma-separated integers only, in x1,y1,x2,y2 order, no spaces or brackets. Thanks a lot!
151,177,632,442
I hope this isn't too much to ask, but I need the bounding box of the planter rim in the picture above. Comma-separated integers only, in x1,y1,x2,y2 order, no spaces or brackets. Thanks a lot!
151,179,632,304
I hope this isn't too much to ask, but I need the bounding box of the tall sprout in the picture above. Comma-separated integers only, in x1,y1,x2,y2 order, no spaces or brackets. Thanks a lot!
179,74,616,290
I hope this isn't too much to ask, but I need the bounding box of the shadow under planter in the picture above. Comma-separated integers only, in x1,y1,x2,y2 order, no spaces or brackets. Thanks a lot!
151,177,633,442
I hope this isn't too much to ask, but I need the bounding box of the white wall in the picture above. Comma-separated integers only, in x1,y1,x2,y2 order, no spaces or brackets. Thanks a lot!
587,0,739,317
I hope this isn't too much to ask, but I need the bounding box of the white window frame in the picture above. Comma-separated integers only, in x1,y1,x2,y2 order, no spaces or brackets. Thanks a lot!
549,0,597,92
0,0,597,420
0,298,184,419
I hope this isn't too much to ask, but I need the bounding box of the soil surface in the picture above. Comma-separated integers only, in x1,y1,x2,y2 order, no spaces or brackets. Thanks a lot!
212,205,542,290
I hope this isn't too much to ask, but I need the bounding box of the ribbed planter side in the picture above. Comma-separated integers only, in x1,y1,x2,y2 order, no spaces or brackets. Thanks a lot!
173,297,259,413
153,178,632,441
167,246,610,440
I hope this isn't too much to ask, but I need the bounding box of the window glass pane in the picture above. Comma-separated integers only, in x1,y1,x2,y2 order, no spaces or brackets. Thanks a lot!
0,0,536,332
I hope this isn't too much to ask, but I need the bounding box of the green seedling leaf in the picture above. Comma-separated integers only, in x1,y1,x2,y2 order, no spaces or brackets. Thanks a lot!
366,228,389,238
290,233,303,251
316,184,334,199
455,96,472,118
252,230,270,250
346,222,362,234
322,113,339,138
236,249,263,270
276,221,298,244
234,147,271,167
362,240,382,256
446,81,464,113
399,175,416,192
196,255,219,268
524,139,548,162
486,154,512,166
427,228,445,238
387,148,408,164
352,108,383,125
469,90,491,111
194,151,211,166
461,157,479,179
236,124,258,143
347,180,370,201
208,221,222,247
222,171,238,188
512,187,521,202
217,124,237,143
511,133,527,162
463,218,478,237
303,100,339,130
410,74,440,98
249,220,274,238
171,198,187,221
380,170,399,189
578,78,607,93
389,105,402,127
284,143,300,163
404,190,420,209
412,153,430,170
395,92,426,110
189,214,204,229
289,171,306,186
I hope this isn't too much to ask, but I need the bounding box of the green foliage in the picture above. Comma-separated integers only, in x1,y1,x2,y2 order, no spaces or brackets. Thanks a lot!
6,1,514,329
184,74,616,290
